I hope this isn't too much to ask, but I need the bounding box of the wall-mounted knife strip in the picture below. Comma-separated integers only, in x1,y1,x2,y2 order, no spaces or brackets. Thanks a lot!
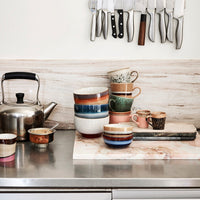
89,0,186,50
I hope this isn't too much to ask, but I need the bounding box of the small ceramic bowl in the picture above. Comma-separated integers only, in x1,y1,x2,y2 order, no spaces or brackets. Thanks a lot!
0,133,17,161
28,128,55,148
73,87,109,105
109,111,131,124
104,124,133,134
74,116,109,138
103,124,133,148
74,104,109,119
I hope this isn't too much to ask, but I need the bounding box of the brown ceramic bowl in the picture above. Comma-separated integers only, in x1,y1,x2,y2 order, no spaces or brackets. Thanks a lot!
28,128,55,148
73,87,109,105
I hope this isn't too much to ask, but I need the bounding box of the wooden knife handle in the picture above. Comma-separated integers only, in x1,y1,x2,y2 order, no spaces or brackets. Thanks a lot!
138,14,146,46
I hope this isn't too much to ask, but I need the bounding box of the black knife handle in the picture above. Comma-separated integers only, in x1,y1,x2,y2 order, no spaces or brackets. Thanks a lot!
117,9,124,38
111,14,117,38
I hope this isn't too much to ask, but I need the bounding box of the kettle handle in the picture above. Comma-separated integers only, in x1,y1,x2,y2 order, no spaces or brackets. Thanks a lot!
3,72,38,81
1,72,40,104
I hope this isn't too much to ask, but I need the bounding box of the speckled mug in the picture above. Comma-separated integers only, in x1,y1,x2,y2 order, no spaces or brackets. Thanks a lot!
107,68,139,83
131,110,151,128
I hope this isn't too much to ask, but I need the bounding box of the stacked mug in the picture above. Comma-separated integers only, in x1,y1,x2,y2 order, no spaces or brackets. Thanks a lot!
107,68,141,124
73,87,109,138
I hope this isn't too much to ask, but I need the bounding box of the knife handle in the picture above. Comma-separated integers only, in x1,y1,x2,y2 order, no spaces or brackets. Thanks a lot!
148,11,155,42
117,9,124,38
96,9,102,37
158,10,166,43
103,10,108,39
167,12,174,42
111,14,117,38
127,10,134,42
138,14,146,46
176,17,184,50
90,12,96,41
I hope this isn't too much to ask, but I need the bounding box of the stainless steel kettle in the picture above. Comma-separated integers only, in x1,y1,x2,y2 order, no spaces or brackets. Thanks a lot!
0,72,57,141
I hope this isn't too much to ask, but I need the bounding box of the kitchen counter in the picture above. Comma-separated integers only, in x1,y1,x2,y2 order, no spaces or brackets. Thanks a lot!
0,130,200,190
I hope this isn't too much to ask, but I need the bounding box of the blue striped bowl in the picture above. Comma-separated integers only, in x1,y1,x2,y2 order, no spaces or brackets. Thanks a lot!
74,104,109,119
103,138,133,148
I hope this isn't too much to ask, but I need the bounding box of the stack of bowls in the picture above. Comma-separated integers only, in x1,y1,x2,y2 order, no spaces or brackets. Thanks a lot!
103,124,133,148
74,87,109,138
107,68,141,123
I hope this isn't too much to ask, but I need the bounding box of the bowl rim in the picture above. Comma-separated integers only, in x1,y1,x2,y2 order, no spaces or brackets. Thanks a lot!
107,68,129,74
74,87,108,96
104,124,133,132
0,133,17,140
28,128,56,136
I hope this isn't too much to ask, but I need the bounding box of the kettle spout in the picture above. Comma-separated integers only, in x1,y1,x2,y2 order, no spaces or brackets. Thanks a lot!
44,102,57,120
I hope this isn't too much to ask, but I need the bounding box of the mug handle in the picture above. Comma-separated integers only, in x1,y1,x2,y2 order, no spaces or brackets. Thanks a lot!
146,115,153,127
131,114,139,126
130,71,139,83
132,87,142,99
109,99,115,111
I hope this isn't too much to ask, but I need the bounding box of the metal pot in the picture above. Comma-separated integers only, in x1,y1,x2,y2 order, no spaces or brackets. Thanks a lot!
0,72,57,141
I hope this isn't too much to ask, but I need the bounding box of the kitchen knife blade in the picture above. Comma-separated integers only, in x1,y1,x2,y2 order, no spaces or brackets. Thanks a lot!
166,0,175,42
156,0,166,43
108,0,117,38
174,0,185,49
102,0,109,39
147,0,156,42
88,0,97,41
134,0,147,45
124,0,134,42
96,0,103,37
115,0,124,38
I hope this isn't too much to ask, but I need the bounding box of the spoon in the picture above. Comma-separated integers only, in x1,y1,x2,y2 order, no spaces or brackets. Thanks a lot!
50,123,59,131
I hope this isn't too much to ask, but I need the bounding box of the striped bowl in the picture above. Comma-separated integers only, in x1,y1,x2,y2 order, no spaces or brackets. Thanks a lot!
73,87,109,105
103,133,133,148
74,104,109,119
103,124,133,148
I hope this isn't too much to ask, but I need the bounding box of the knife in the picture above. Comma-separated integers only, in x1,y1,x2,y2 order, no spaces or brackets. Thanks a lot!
134,0,147,45
166,0,175,42
102,0,109,39
147,0,156,42
124,0,134,42
108,0,117,38
115,0,124,38
96,0,103,37
156,0,166,43
88,0,97,41
174,0,185,49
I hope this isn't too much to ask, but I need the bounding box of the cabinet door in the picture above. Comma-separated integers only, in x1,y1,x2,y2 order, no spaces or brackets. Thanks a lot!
0,192,111,200
112,189,200,199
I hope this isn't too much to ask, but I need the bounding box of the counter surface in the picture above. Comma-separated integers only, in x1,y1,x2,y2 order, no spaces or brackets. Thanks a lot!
0,131,200,189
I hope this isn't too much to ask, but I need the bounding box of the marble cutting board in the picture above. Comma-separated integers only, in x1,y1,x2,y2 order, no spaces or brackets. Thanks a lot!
73,131,200,160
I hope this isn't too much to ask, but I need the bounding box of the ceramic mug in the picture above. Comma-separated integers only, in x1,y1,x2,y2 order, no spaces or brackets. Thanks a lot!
107,68,139,83
109,95,134,112
111,84,141,98
146,112,166,130
109,111,131,124
131,110,151,128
